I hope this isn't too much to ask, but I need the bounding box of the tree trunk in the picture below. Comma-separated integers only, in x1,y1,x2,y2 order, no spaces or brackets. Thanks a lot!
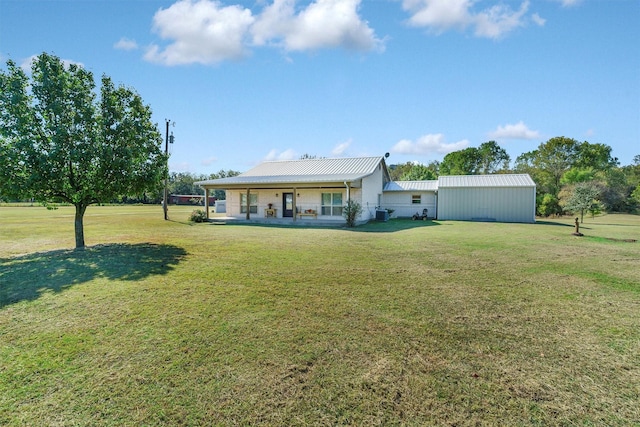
74,203,87,249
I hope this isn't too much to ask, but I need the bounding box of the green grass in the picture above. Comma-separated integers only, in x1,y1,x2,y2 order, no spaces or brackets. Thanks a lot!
1,205,639,425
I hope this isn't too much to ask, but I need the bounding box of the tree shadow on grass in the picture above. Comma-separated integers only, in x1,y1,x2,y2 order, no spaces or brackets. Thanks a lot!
0,243,187,308
353,219,442,233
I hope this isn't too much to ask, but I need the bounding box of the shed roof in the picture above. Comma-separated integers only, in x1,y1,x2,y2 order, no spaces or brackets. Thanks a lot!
196,156,387,187
438,174,536,188
384,180,438,192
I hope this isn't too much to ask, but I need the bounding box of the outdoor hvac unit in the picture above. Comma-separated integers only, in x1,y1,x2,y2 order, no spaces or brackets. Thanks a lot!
376,210,389,221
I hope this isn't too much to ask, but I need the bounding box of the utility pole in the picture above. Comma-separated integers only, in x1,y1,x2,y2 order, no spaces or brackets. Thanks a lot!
163,119,174,220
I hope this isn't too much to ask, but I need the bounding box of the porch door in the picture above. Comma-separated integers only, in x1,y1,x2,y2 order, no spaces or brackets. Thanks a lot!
283,193,294,217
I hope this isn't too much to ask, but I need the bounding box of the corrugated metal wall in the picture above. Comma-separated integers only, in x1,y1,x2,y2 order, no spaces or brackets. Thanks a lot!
437,187,535,223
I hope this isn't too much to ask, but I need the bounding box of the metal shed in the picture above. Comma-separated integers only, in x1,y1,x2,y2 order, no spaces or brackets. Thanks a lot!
437,174,536,223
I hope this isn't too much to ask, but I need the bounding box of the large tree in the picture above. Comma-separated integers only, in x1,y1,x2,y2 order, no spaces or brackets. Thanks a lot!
0,53,166,249
440,141,510,175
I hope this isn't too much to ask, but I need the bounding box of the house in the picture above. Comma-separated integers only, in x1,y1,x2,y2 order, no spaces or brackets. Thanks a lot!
196,157,389,225
195,156,536,224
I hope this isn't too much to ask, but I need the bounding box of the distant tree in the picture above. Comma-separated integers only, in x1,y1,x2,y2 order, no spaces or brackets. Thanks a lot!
537,193,562,217
574,141,618,171
0,53,166,249
516,137,580,197
440,147,480,175
300,154,323,159
388,162,414,181
207,169,241,199
169,172,206,195
559,181,602,223
400,163,437,181
440,141,509,176
477,141,510,174
561,167,597,185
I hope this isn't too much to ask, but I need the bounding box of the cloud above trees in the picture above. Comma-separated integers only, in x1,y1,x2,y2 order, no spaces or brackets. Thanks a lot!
391,134,469,156
136,0,561,66
488,121,540,140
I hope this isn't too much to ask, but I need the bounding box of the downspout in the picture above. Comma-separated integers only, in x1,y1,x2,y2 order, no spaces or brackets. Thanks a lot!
344,181,351,222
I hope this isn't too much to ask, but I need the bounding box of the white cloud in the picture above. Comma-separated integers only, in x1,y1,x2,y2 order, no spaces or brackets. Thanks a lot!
531,13,546,27
403,0,472,33
145,0,255,65
391,133,469,156
473,1,529,39
264,148,298,161
488,121,540,140
402,0,533,39
274,0,383,52
145,0,384,66
331,138,352,156
555,0,581,7
114,37,139,51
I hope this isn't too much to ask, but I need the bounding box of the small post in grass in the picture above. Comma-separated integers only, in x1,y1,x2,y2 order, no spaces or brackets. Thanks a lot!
572,217,583,237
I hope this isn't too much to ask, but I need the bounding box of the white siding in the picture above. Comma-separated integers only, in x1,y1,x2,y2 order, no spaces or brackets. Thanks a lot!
360,164,385,221
382,191,436,218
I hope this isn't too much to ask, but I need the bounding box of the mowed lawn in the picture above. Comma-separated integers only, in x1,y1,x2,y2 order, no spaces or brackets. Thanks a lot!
1,205,638,426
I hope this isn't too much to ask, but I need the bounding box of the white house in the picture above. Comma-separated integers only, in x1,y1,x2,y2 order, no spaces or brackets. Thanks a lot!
195,156,536,224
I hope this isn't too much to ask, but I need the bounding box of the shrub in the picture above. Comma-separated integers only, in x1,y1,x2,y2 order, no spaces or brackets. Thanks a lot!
189,209,208,223
343,200,362,227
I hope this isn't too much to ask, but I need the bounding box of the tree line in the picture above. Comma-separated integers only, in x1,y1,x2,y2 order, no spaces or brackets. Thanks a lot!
389,138,640,217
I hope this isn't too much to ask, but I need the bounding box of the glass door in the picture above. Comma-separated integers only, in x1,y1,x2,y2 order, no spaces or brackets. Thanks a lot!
283,193,294,217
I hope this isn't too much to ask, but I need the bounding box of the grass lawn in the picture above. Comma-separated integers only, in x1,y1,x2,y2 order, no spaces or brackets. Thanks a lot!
1,205,639,425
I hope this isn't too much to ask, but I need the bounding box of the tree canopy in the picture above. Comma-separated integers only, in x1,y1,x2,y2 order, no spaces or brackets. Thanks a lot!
0,53,166,248
440,141,510,175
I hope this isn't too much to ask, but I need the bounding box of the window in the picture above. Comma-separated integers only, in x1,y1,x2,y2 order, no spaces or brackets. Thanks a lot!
240,193,258,214
412,194,421,204
321,192,343,216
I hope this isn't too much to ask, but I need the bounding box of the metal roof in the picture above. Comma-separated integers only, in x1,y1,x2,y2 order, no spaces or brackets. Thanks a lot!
196,156,386,187
438,174,536,188
384,180,438,191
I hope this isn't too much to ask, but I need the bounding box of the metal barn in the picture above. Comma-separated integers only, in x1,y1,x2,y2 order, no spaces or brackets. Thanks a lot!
437,174,536,223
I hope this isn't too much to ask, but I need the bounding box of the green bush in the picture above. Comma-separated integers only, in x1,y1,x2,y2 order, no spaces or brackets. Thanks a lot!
189,209,208,223
343,200,362,227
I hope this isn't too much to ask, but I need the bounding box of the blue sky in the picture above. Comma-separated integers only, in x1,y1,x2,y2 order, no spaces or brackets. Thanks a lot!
1,0,638,174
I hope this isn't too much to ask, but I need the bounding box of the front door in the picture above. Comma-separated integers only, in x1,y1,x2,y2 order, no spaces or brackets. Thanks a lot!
283,193,294,217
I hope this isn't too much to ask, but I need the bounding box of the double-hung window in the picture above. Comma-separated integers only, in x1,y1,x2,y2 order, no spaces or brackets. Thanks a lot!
412,194,421,204
321,192,343,216
240,193,258,214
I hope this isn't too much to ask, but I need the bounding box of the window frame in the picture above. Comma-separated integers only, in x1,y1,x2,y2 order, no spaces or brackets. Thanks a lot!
321,192,343,216
240,193,258,214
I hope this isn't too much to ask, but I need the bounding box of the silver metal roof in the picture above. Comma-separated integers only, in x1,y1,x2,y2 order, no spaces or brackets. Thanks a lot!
384,180,438,191
196,156,385,187
438,174,536,188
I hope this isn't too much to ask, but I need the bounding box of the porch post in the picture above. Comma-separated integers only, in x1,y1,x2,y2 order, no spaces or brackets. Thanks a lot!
293,188,297,222
246,188,251,220
204,188,210,220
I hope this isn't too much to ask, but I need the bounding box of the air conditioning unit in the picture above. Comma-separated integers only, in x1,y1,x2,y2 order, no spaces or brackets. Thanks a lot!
376,210,389,221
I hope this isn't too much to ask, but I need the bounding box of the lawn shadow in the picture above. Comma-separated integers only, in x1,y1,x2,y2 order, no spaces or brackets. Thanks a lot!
354,219,442,233
0,243,187,308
